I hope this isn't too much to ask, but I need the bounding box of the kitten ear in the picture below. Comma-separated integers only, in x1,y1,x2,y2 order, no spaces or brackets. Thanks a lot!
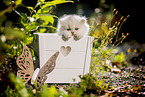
80,19,86,24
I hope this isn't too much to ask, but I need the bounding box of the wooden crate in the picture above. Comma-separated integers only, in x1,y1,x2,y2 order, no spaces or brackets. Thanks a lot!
34,33,93,83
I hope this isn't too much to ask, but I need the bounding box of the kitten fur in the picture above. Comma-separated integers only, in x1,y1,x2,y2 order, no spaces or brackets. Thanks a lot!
57,15,89,41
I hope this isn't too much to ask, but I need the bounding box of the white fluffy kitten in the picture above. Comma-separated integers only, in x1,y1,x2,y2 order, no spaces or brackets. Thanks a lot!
57,15,89,41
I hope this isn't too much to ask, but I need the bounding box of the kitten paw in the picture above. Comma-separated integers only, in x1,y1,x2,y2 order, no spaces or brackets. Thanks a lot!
62,32,72,41
62,35,69,41
73,34,82,41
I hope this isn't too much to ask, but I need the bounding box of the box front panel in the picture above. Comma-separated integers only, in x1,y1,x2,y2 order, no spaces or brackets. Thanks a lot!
45,69,83,83
43,34,88,51
35,33,93,83
43,51,86,69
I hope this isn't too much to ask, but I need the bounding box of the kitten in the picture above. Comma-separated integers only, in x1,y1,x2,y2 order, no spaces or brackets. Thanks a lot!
57,15,90,41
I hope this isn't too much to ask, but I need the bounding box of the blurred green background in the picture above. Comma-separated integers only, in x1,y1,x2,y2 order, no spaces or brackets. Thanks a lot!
0,0,137,42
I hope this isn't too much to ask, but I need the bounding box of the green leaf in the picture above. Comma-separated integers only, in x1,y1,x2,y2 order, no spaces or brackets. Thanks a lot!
48,86,57,96
46,26,57,29
25,36,34,45
37,9,42,14
39,15,54,25
9,73,29,97
47,16,54,24
26,6,34,11
37,28,46,33
15,10,27,20
4,27,25,40
25,22,38,32
40,0,45,2
42,0,74,8
41,85,57,97
41,7,53,14
15,0,22,6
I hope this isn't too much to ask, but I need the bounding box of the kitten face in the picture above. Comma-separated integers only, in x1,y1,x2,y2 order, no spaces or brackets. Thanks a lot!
57,15,89,41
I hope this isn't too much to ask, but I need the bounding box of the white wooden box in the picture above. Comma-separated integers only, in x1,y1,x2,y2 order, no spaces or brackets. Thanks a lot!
34,33,93,83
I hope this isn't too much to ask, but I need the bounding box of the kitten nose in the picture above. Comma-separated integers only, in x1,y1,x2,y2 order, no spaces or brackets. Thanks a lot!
71,32,74,35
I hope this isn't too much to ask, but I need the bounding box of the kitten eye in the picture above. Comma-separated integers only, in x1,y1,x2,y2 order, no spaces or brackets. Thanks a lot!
67,28,71,31
75,28,79,30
